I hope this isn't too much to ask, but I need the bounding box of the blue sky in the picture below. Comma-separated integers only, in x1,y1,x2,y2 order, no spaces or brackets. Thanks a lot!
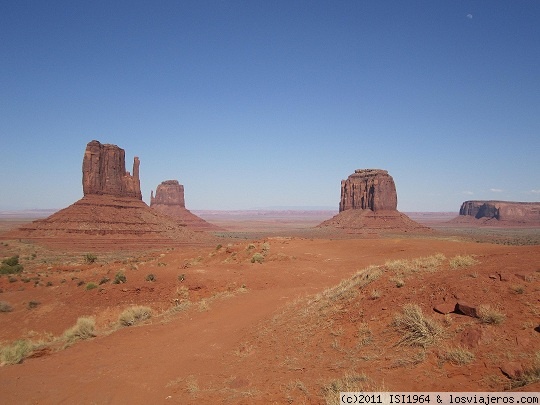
1,1,539,211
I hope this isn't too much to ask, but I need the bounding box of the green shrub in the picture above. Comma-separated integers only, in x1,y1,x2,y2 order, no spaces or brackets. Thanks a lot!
251,253,264,264
118,306,152,327
2,255,19,267
113,271,127,284
86,282,98,290
84,253,97,264
63,317,96,342
0,255,23,274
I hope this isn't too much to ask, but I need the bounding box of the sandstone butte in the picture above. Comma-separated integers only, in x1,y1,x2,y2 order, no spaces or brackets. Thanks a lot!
319,168,429,232
5,140,212,249
150,180,222,231
449,200,540,226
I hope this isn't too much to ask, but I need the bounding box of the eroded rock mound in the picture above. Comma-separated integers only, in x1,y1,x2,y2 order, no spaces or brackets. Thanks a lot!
319,168,429,232
150,180,222,231
451,201,540,226
4,141,213,250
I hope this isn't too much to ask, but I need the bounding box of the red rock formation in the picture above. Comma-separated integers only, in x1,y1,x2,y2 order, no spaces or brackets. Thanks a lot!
319,168,429,232
451,200,540,225
82,140,142,199
5,141,214,250
151,180,185,207
339,169,397,212
150,180,222,231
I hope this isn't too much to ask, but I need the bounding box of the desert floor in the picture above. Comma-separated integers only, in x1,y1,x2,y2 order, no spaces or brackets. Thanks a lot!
0,212,539,404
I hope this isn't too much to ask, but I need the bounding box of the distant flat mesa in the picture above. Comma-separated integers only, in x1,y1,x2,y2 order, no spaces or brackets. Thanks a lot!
450,200,540,226
319,168,430,232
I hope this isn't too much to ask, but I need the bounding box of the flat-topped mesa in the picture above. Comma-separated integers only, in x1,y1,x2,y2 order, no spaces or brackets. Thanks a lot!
150,180,185,207
339,169,397,212
456,200,540,224
82,140,142,199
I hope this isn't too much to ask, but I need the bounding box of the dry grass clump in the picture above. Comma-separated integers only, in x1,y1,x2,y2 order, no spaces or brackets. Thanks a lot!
392,304,444,348
439,346,475,365
510,352,540,389
118,306,152,327
385,253,446,275
63,316,96,343
0,339,32,365
323,372,371,405
449,255,478,269
357,323,373,346
477,305,505,325
321,265,382,303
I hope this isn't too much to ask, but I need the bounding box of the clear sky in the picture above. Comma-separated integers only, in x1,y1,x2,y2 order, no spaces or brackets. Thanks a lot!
1,1,539,212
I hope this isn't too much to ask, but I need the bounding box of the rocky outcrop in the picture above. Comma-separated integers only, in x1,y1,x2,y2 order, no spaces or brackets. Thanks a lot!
319,168,429,232
82,140,142,199
5,141,214,249
150,180,222,231
452,201,540,225
339,169,397,212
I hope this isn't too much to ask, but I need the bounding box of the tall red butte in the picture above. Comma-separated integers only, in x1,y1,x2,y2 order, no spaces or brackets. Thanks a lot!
319,168,429,232
4,140,211,250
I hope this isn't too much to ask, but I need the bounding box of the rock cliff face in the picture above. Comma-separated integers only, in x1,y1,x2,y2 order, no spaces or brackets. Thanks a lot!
150,180,221,231
453,201,540,225
339,169,397,212
82,140,142,199
320,168,429,232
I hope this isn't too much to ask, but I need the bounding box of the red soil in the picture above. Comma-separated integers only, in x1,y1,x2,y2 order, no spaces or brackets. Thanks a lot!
0,215,539,404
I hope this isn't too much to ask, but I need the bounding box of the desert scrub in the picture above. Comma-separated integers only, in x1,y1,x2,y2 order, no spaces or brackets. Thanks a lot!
509,352,540,389
392,304,444,348
84,253,97,264
113,271,127,284
99,276,110,285
85,282,98,290
477,305,505,325
0,339,32,365
385,253,446,275
369,289,381,300
27,301,40,309
323,372,372,405
63,317,96,343
439,346,475,365
145,273,156,282
0,301,13,312
0,255,23,274
449,255,477,269
251,253,264,264
118,306,152,327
